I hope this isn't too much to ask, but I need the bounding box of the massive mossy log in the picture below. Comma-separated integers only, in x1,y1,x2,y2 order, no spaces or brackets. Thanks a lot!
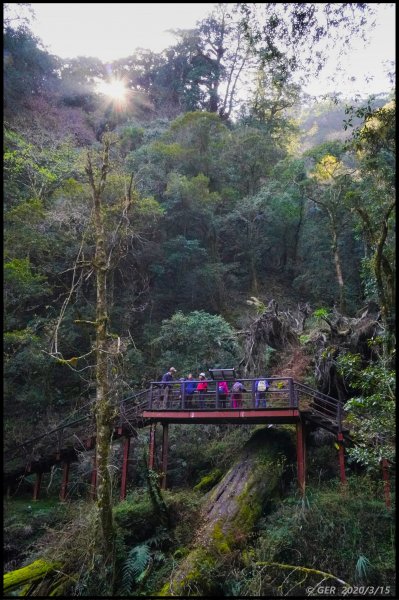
159,427,294,596
3,559,62,595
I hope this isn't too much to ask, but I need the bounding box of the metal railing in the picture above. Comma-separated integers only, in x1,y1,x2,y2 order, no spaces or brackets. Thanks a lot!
147,377,298,411
4,378,345,474
294,382,344,431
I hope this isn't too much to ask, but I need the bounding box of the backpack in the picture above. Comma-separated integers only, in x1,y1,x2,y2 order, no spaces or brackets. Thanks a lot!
257,379,268,392
218,384,226,393
232,382,242,393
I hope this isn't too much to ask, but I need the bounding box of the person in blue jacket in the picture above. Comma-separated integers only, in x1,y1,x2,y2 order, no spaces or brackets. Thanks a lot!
184,373,197,408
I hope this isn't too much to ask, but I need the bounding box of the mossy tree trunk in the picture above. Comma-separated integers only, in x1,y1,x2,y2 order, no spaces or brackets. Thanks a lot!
159,427,294,596
85,135,115,568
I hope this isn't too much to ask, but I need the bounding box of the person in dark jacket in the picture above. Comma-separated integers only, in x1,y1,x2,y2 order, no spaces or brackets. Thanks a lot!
184,373,197,408
161,367,176,407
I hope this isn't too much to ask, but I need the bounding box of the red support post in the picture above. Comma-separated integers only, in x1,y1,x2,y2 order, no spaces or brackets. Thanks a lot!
33,472,42,501
337,432,347,485
381,458,391,509
120,437,131,501
148,424,156,470
161,423,169,490
60,461,70,502
296,421,306,495
90,453,97,500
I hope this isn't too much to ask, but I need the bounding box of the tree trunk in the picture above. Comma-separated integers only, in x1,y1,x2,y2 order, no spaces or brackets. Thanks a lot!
331,227,346,314
85,136,115,569
159,427,294,596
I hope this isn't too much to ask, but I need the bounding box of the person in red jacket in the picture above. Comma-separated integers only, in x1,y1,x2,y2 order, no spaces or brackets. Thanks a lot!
196,372,208,409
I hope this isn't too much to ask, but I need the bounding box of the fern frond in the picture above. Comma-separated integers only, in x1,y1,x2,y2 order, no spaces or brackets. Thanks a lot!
120,543,151,595
146,526,172,548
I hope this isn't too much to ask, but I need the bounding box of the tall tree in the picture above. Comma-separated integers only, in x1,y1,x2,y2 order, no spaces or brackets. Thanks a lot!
305,148,354,313
345,100,396,345
84,134,117,578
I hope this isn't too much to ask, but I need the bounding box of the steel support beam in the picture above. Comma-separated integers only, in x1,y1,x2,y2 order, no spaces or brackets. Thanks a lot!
120,436,131,501
148,424,156,470
337,432,347,485
161,423,169,490
296,421,306,495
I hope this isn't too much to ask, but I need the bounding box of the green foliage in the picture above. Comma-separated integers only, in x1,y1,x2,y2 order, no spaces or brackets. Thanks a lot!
120,543,151,595
313,307,330,320
154,310,239,375
113,490,160,546
4,257,48,294
337,348,395,469
238,479,395,595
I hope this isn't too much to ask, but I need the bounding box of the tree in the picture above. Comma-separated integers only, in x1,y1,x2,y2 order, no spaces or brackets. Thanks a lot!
4,24,58,115
154,310,239,375
84,135,116,575
305,146,354,313
197,4,252,119
239,3,375,88
337,345,395,470
345,100,396,345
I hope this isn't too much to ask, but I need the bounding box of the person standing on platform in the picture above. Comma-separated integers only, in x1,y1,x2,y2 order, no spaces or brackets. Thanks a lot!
255,377,270,408
196,373,208,409
231,379,246,408
217,380,229,408
161,367,177,408
184,373,197,408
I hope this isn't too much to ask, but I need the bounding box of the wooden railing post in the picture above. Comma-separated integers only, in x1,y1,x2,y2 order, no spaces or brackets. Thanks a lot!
120,436,131,501
149,383,153,410
215,382,219,409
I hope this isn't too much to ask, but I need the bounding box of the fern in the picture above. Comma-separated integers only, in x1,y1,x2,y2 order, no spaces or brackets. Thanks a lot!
355,555,372,583
120,543,151,595
146,526,172,548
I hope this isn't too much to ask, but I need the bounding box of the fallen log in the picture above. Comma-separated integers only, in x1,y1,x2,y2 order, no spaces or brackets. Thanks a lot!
159,426,295,596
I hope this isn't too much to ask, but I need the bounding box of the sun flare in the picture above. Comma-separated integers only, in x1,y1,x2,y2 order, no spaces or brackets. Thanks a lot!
96,78,128,101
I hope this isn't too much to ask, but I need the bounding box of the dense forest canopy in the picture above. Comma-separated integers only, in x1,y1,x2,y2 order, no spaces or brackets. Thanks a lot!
3,3,395,597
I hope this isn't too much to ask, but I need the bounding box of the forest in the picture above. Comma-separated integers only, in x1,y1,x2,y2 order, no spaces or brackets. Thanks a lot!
3,3,395,598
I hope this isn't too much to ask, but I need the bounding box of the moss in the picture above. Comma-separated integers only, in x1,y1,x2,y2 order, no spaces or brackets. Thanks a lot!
3,559,62,594
211,522,231,554
193,468,222,492
158,548,217,596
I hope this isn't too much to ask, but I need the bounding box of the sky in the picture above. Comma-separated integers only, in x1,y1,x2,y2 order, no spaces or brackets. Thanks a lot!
25,3,396,98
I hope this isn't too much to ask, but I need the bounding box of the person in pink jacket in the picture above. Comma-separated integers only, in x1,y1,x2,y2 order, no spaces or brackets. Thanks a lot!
217,380,229,408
